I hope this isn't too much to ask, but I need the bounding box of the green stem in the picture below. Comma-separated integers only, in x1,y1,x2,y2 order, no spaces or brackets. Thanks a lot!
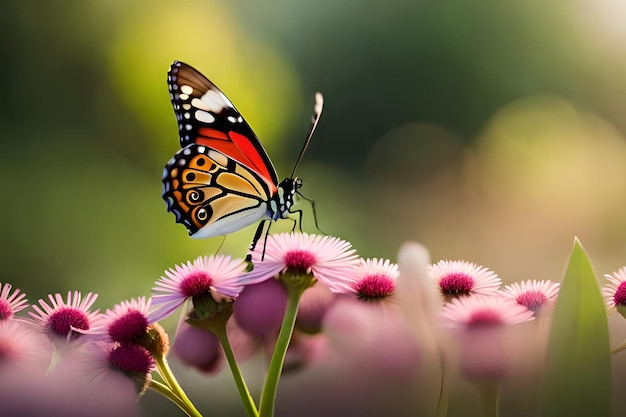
436,348,449,417
154,354,203,417
258,284,305,417
478,381,500,417
149,380,198,417
215,329,259,417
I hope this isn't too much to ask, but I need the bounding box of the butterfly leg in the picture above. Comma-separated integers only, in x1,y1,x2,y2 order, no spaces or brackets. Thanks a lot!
246,219,271,264
295,191,326,235
287,209,303,233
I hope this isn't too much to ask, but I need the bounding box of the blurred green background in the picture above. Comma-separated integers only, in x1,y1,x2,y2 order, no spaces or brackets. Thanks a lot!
3,0,626,414
4,0,626,302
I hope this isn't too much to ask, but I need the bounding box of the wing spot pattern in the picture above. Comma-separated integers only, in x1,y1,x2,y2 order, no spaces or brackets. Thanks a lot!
195,110,215,124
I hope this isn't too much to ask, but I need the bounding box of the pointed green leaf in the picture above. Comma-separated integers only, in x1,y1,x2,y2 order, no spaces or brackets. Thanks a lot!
539,238,611,417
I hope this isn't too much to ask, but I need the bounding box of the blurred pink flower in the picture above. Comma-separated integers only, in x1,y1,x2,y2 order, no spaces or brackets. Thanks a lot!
441,294,534,328
296,282,336,334
244,233,360,293
500,279,560,315
172,321,224,374
0,320,53,375
324,298,421,378
428,260,501,302
29,291,101,344
150,254,248,322
0,342,141,417
233,279,287,338
441,295,534,381
0,283,28,320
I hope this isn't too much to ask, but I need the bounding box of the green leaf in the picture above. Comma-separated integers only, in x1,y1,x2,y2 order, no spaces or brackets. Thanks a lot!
539,238,611,417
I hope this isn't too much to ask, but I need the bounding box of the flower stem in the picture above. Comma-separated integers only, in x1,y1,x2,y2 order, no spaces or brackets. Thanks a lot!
478,381,500,417
436,349,449,417
258,284,305,417
149,380,198,417
215,328,259,417
154,353,202,417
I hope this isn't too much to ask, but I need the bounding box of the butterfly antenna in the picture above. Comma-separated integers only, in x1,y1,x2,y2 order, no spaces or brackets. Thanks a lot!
290,92,324,179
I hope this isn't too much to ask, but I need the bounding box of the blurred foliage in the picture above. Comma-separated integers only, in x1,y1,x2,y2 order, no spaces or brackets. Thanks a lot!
3,0,626,301
3,1,626,414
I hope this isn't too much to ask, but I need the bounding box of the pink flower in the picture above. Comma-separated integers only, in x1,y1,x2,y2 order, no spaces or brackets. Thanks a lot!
0,320,53,375
441,295,534,328
244,233,360,293
150,254,248,322
100,297,152,344
603,267,626,316
441,295,534,381
296,282,336,334
0,341,142,417
172,321,224,374
0,283,28,320
428,260,502,302
351,258,399,302
107,343,156,384
233,279,287,338
500,279,560,315
29,292,101,344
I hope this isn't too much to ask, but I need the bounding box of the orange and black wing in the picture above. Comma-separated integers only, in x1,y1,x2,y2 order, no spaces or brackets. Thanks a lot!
167,61,278,192
162,143,274,238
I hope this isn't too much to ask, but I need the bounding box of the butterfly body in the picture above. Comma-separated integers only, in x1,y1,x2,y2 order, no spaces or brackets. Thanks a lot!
162,61,319,243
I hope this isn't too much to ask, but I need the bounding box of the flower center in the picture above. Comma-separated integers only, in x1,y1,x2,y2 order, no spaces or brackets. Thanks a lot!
516,290,547,313
47,307,90,336
467,309,503,327
108,310,149,344
0,300,13,321
439,273,475,300
283,250,316,275
180,271,213,298
0,340,18,361
108,344,154,375
355,274,395,301
614,282,626,306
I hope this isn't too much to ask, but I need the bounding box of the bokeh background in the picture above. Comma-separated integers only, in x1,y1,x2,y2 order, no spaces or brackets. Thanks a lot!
3,0,626,415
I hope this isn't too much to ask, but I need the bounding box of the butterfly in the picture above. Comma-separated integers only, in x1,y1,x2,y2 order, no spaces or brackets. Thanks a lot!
162,61,323,256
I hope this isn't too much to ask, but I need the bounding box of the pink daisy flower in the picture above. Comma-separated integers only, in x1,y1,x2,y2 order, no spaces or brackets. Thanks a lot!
0,283,28,320
150,254,248,322
441,295,534,381
440,295,534,329
500,279,560,315
351,258,399,302
100,297,152,344
428,260,502,302
603,267,626,315
0,320,53,374
0,341,142,417
244,232,360,293
107,343,156,389
29,292,101,343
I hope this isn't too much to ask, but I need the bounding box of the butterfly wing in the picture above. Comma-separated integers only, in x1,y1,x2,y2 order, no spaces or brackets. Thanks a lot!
162,143,274,238
167,61,278,193
164,61,283,238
